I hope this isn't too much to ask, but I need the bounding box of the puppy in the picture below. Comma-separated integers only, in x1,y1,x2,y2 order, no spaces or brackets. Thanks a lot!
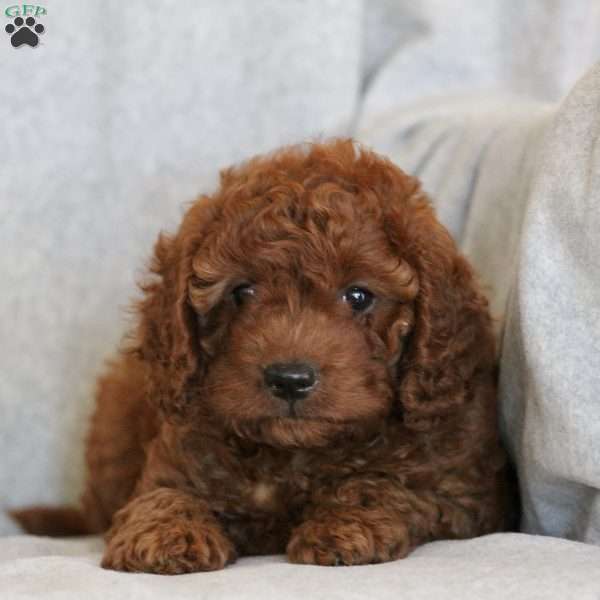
14,139,513,573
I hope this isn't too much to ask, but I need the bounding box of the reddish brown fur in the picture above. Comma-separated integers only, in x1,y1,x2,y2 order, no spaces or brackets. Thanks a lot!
14,140,513,573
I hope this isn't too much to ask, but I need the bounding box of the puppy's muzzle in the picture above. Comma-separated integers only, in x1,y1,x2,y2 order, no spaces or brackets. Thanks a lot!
263,362,318,404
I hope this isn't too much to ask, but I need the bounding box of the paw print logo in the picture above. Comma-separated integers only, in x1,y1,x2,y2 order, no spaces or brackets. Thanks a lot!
5,16,44,48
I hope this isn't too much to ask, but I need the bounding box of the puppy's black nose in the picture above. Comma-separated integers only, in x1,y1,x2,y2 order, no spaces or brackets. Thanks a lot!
263,362,317,401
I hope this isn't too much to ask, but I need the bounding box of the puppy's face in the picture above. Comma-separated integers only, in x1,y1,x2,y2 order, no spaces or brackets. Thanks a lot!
189,187,419,447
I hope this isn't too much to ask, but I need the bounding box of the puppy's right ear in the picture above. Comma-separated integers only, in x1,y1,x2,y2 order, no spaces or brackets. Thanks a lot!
133,200,214,418
385,184,496,433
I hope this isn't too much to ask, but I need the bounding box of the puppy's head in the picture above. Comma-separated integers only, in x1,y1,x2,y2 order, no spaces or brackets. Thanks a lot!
136,140,494,448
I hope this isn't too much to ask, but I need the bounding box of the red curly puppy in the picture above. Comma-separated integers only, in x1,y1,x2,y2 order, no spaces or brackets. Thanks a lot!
14,140,513,573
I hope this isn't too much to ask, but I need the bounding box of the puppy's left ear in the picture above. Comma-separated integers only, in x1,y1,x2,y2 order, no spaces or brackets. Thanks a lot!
385,182,496,432
133,200,214,418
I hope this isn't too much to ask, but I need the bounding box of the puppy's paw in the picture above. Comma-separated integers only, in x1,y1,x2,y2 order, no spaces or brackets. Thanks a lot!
287,514,408,566
102,520,236,574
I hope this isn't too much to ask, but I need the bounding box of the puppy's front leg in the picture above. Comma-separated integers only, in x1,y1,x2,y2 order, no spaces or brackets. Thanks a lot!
287,478,417,566
102,488,236,574
287,504,410,566
287,476,489,566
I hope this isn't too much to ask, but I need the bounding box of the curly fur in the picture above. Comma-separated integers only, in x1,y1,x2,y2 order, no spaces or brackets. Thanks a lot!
13,139,514,573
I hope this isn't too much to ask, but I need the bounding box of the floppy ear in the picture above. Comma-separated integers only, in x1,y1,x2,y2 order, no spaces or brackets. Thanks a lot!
133,201,213,418
386,185,496,432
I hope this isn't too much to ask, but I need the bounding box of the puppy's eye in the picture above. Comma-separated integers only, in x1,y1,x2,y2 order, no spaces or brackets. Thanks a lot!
232,283,255,307
342,286,375,312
